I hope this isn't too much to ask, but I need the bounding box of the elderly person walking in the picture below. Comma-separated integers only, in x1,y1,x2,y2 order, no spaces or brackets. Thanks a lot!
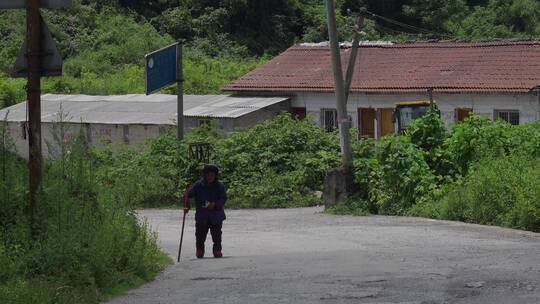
184,164,227,258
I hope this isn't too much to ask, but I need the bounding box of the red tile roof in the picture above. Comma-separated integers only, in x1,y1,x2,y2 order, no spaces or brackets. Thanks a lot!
224,41,540,94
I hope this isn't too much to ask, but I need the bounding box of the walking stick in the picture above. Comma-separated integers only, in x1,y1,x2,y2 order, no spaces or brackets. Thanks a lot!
177,208,187,263
177,193,189,263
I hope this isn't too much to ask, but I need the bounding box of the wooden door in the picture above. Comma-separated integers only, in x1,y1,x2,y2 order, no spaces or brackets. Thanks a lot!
379,108,395,137
456,108,472,123
359,108,375,138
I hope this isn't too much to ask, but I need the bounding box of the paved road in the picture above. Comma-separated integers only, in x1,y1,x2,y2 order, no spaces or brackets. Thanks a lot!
109,207,540,304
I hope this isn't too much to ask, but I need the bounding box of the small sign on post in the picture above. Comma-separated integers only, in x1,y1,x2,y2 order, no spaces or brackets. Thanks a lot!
11,14,63,77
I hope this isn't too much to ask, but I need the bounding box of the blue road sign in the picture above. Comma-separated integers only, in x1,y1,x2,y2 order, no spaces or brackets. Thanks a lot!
145,43,178,95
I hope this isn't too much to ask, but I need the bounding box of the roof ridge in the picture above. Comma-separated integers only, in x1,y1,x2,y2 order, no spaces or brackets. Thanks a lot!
294,39,540,49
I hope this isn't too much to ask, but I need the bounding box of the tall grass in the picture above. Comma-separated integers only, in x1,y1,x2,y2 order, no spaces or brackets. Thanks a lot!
0,114,169,304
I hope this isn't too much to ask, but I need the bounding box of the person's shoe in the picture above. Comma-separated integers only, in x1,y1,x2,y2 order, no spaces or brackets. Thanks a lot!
196,246,205,259
213,251,223,258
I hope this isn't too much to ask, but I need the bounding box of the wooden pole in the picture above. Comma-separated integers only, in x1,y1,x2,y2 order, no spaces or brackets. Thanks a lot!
27,0,42,239
325,0,353,171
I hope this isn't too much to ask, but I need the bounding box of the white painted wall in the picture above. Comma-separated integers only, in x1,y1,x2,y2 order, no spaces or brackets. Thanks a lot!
6,122,166,159
292,91,540,137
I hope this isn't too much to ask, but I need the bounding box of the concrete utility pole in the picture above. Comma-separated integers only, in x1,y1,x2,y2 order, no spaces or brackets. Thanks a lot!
27,0,42,239
345,8,366,102
176,42,184,140
325,0,353,171
322,4,368,209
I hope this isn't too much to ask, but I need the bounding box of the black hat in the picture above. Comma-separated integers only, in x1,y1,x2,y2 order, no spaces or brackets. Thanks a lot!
202,164,219,175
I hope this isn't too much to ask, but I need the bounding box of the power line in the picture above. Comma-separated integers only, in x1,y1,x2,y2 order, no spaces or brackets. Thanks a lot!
363,9,455,39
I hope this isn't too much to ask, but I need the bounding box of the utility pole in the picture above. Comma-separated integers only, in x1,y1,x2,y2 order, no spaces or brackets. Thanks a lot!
27,0,42,239
345,8,367,102
176,42,184,140
325,0,353,171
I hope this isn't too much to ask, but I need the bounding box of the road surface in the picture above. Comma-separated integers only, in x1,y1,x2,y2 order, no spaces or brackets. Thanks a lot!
109,207,540,304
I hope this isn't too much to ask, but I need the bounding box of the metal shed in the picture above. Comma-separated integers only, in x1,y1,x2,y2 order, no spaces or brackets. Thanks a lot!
0,94,290,158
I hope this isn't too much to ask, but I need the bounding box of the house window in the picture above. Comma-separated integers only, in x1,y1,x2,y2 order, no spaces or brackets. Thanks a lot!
495,110,520,125
455,108,472,123
322,109,338,132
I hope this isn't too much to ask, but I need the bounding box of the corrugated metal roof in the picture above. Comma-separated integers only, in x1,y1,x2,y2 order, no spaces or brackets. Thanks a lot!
224,40,540,94
0,94,290,125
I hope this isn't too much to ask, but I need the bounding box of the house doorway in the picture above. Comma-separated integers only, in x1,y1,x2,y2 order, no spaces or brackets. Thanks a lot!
379,108,395,137
359,108,375,138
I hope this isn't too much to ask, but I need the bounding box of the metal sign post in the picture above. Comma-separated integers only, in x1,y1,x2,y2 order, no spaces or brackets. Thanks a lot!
145,42,184,140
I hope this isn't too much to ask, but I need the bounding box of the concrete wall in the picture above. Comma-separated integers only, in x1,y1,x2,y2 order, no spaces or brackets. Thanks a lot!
291,91,540,137
6,121,168,159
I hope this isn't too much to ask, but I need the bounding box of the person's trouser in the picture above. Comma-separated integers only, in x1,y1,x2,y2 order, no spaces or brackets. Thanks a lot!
196,221,222,252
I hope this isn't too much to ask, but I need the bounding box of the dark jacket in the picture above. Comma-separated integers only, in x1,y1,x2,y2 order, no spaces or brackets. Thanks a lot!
186,179,227,224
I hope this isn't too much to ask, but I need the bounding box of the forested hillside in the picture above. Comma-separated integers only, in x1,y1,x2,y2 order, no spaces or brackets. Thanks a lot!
1,0,539,108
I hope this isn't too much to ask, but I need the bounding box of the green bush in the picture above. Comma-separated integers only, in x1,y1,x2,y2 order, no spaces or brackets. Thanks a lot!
446,114,514,174
0,75,25,109
96,114,340,209
427,156,540,232
371,136,437,215
344,110,540,233
213,114,340,208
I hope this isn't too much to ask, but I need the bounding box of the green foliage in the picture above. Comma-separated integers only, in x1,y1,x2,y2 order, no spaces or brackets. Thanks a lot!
406,105,457,180
340,110,540,232
97,114,340,209
444,114,531,174
406,105,447,152
403,0,469,33
454,0,540,39
370,136,437,215
0,75,25,109
420,156,540,232
0,1,265,107
2,0,540,110
0,119,169,303
213,114,341,208
327,193,373,216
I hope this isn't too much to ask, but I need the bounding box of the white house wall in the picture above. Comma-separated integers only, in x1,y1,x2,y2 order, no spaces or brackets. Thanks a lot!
292,92,540,136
